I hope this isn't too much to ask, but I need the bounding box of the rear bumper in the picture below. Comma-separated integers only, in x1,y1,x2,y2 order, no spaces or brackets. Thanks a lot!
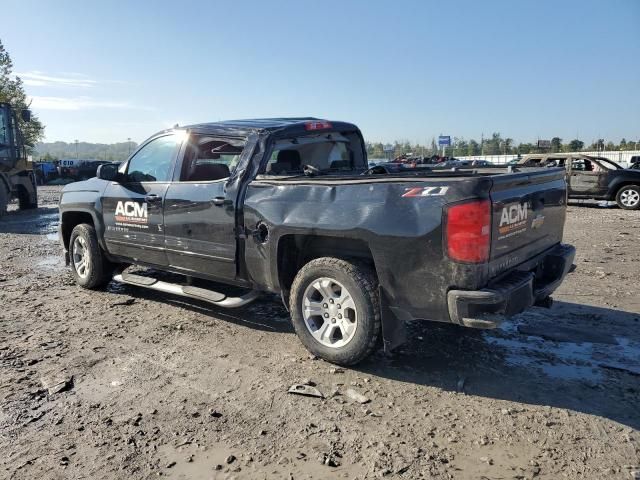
447,243,576,328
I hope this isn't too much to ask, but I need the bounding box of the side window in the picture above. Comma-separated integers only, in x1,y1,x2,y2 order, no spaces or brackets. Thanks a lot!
179,136,245,182
545,157,565,167
127,134,181,182
0,112,8,157
572,159,586,171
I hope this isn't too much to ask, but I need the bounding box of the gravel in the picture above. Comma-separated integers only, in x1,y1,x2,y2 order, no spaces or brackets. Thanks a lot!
0,186,638,479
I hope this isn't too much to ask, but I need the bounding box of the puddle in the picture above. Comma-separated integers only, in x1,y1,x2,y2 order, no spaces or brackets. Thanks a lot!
485,318,640,382
0,209,59,235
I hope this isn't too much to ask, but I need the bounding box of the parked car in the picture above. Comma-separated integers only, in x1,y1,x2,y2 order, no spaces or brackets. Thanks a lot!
471,159,493,167
518,154,640,210
58,118,575,365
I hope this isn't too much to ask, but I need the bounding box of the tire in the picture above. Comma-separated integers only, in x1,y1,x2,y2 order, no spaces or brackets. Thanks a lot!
289,257,381,366
615,185,640,210
18,186,38,210
69,223,114,289
0,182,8,218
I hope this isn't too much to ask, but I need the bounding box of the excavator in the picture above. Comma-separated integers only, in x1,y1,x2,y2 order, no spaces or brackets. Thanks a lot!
0,102,37,216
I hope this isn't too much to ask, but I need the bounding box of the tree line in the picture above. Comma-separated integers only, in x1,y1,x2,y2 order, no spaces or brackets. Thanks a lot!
35,141,138,163
367,134,640,158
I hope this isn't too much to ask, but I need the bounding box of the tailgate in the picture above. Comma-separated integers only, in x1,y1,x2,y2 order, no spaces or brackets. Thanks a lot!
489,168,567,275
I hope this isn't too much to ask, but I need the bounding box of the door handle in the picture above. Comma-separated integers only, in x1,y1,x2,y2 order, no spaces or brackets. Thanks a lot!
212,196,226,206
145,194,161,202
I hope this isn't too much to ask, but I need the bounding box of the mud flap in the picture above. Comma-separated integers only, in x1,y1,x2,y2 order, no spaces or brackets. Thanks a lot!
379,286,407,352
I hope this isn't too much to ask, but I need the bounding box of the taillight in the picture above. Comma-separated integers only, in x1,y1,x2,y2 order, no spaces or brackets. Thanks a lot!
445,199,491,263
304,120,332,131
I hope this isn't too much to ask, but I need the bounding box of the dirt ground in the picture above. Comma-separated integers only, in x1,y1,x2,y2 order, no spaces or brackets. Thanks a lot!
1,186,639,480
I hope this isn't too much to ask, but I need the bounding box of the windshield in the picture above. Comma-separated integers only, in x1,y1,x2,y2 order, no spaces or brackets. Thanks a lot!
593,157,622,170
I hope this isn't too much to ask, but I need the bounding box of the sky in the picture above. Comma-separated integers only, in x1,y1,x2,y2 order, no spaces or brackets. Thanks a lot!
2,0,639,145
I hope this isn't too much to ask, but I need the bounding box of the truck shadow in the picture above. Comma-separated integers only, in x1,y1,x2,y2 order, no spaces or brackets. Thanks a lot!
107,274,640,430
357,300,640,430
107,280,295,334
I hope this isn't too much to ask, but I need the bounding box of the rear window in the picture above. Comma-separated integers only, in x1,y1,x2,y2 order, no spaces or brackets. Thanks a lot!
263,132,365,175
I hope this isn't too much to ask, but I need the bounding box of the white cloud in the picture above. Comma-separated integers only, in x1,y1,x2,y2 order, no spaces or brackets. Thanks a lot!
31,95,143,111
15,71,97,88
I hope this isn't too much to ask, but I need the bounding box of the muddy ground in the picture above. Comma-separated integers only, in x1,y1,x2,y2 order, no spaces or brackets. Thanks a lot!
0,186,639,480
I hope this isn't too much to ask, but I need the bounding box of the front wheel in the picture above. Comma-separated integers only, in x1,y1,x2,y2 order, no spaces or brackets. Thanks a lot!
289,257,381,366
69,223,114,289
616,185,640,210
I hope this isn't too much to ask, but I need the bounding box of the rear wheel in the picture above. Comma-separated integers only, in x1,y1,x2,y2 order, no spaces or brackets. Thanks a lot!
616,185,640,210
18,186,38,210
289,257,380,366
69,223,114,289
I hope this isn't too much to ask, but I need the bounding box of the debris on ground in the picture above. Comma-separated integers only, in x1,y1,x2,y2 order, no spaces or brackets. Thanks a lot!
40,373,74,395
288,384,324,399
345,388,370,404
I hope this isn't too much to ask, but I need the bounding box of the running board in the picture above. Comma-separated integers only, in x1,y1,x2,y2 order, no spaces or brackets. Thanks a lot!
112,273,260,308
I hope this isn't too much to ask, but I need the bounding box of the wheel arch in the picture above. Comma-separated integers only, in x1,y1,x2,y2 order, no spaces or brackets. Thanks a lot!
608,179,639,199
61,210,98,250
276,234,377,303
275,234,407,353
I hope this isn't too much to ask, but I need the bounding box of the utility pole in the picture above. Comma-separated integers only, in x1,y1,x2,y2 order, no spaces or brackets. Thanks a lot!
74,139,79,159
127,137,132,156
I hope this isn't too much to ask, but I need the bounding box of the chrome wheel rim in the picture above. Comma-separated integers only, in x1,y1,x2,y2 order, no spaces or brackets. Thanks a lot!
72,236,89,279
302,277,358,348
620,189,639,207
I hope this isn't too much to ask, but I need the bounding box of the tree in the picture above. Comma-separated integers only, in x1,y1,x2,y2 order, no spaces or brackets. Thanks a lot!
566,139,584,152
466,139,480,156
0,39,45,150
483,133,503,155
551,137,562,153
453,137,468,157
590,139,605,151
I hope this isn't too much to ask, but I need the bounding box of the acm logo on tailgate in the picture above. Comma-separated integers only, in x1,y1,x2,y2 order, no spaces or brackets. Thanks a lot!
115,201,148,224
498,202,528,240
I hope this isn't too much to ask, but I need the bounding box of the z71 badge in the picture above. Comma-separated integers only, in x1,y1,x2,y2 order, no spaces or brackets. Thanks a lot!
402,186,449,197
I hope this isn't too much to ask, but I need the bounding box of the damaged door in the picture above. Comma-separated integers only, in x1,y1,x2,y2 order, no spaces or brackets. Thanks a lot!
569,158,604,196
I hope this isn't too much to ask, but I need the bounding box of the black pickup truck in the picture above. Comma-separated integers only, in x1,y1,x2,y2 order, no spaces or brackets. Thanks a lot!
59,118,576,365
519,154,640,210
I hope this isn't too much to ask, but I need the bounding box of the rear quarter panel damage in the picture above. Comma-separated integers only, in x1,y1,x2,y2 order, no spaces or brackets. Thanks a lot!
242,177,493,324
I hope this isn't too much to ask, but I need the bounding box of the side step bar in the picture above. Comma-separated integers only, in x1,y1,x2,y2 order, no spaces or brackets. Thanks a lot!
112,273,260,308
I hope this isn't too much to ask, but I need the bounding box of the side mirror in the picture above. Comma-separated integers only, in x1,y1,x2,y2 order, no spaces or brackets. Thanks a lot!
21,109,32,122
97,163,119,181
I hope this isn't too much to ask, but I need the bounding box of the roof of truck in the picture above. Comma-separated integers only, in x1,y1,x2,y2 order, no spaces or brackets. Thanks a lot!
177,118,359,137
